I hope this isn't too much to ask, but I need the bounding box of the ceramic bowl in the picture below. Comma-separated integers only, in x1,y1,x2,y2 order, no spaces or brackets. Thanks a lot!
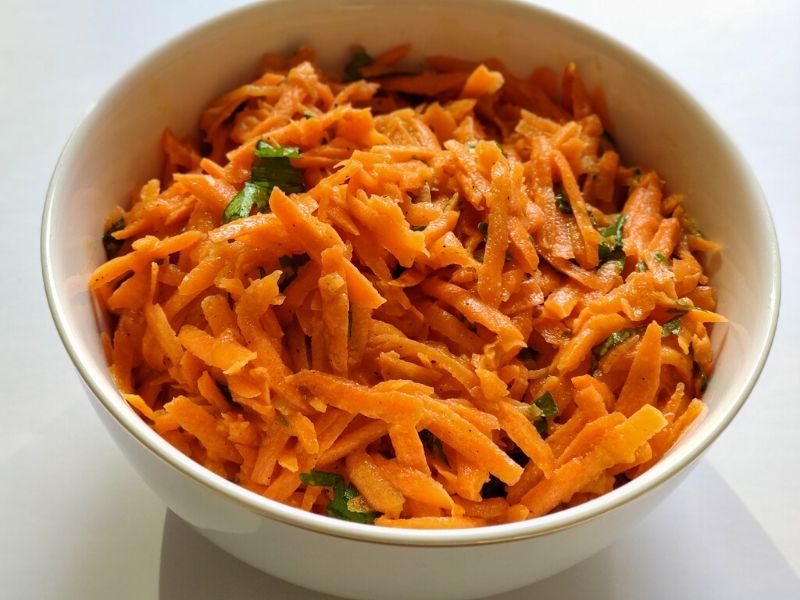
41,1,780,598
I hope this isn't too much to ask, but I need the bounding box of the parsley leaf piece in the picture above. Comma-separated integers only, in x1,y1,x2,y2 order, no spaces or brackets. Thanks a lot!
223,142,305,223
534,391,558,417
420,429,449,465
693,361,709,393
344,47,373,82
253,140,301,158
555,192,573,214
534,418,549,439
299,470,342,488
102,217,126,259
278,253,310,291
661,314,684,337
300,470,379,524
223,182,269,224
593,326,646,363
597,214,628,262
653,251,669,264
636,260,648,272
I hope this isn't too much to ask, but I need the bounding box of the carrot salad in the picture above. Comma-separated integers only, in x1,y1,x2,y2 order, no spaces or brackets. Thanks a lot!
90,45,723,528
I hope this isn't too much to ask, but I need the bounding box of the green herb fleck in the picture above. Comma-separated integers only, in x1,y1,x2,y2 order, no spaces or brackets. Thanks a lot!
344,47,373,82
653,251,669,264
555,192,573,214
636,260,648,272
694,362,709,393
303,110,315,119
278,253,310,291
597,213,628,265
102,217,126,259
411,225,426,232
593,326,646,367
253,142,301,159
661,314,684,337
534,419,549,438
534,391,558,417
300,470,379,524
420,429,449,465
222,140,305,223
495,141,508,157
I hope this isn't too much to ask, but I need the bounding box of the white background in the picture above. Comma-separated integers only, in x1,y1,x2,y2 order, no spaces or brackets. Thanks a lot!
1,0,798,598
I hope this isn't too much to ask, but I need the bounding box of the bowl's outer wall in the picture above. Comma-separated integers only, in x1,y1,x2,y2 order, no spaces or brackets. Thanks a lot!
44,0,779,596
92,384,692,600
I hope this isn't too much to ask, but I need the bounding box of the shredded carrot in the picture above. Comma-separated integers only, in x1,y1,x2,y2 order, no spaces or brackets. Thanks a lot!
93,45,722,529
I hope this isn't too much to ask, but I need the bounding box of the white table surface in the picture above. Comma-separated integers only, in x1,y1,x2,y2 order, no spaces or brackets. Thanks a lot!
2,0,798,598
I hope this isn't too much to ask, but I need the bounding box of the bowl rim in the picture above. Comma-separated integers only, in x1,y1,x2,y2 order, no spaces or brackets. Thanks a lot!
41,0,781,547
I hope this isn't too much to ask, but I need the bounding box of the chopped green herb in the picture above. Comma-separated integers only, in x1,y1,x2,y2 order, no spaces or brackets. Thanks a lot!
593,326,645,363
653,251,669,264
253,141,301,159
303,110,315,119
534,391,558,417
411,225,426,232
477,222,489,237
661,314,684,337
299,470,342,487
554,192,573,214
636,260,648,272
420,429,449,465
466,141,476,149
278,253,310,291
534,419,549,438
495,140,508,157
344,47,373,82
223,182,269,223
102,217,126,259
693,362,709,393
597,214,628,262
300,470,379,524
222,141,305,223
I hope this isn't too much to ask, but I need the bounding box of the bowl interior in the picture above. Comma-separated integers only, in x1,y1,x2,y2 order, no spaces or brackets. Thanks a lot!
42,0,779,545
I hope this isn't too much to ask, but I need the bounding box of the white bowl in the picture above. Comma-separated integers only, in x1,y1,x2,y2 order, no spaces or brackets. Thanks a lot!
41,1,780,598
